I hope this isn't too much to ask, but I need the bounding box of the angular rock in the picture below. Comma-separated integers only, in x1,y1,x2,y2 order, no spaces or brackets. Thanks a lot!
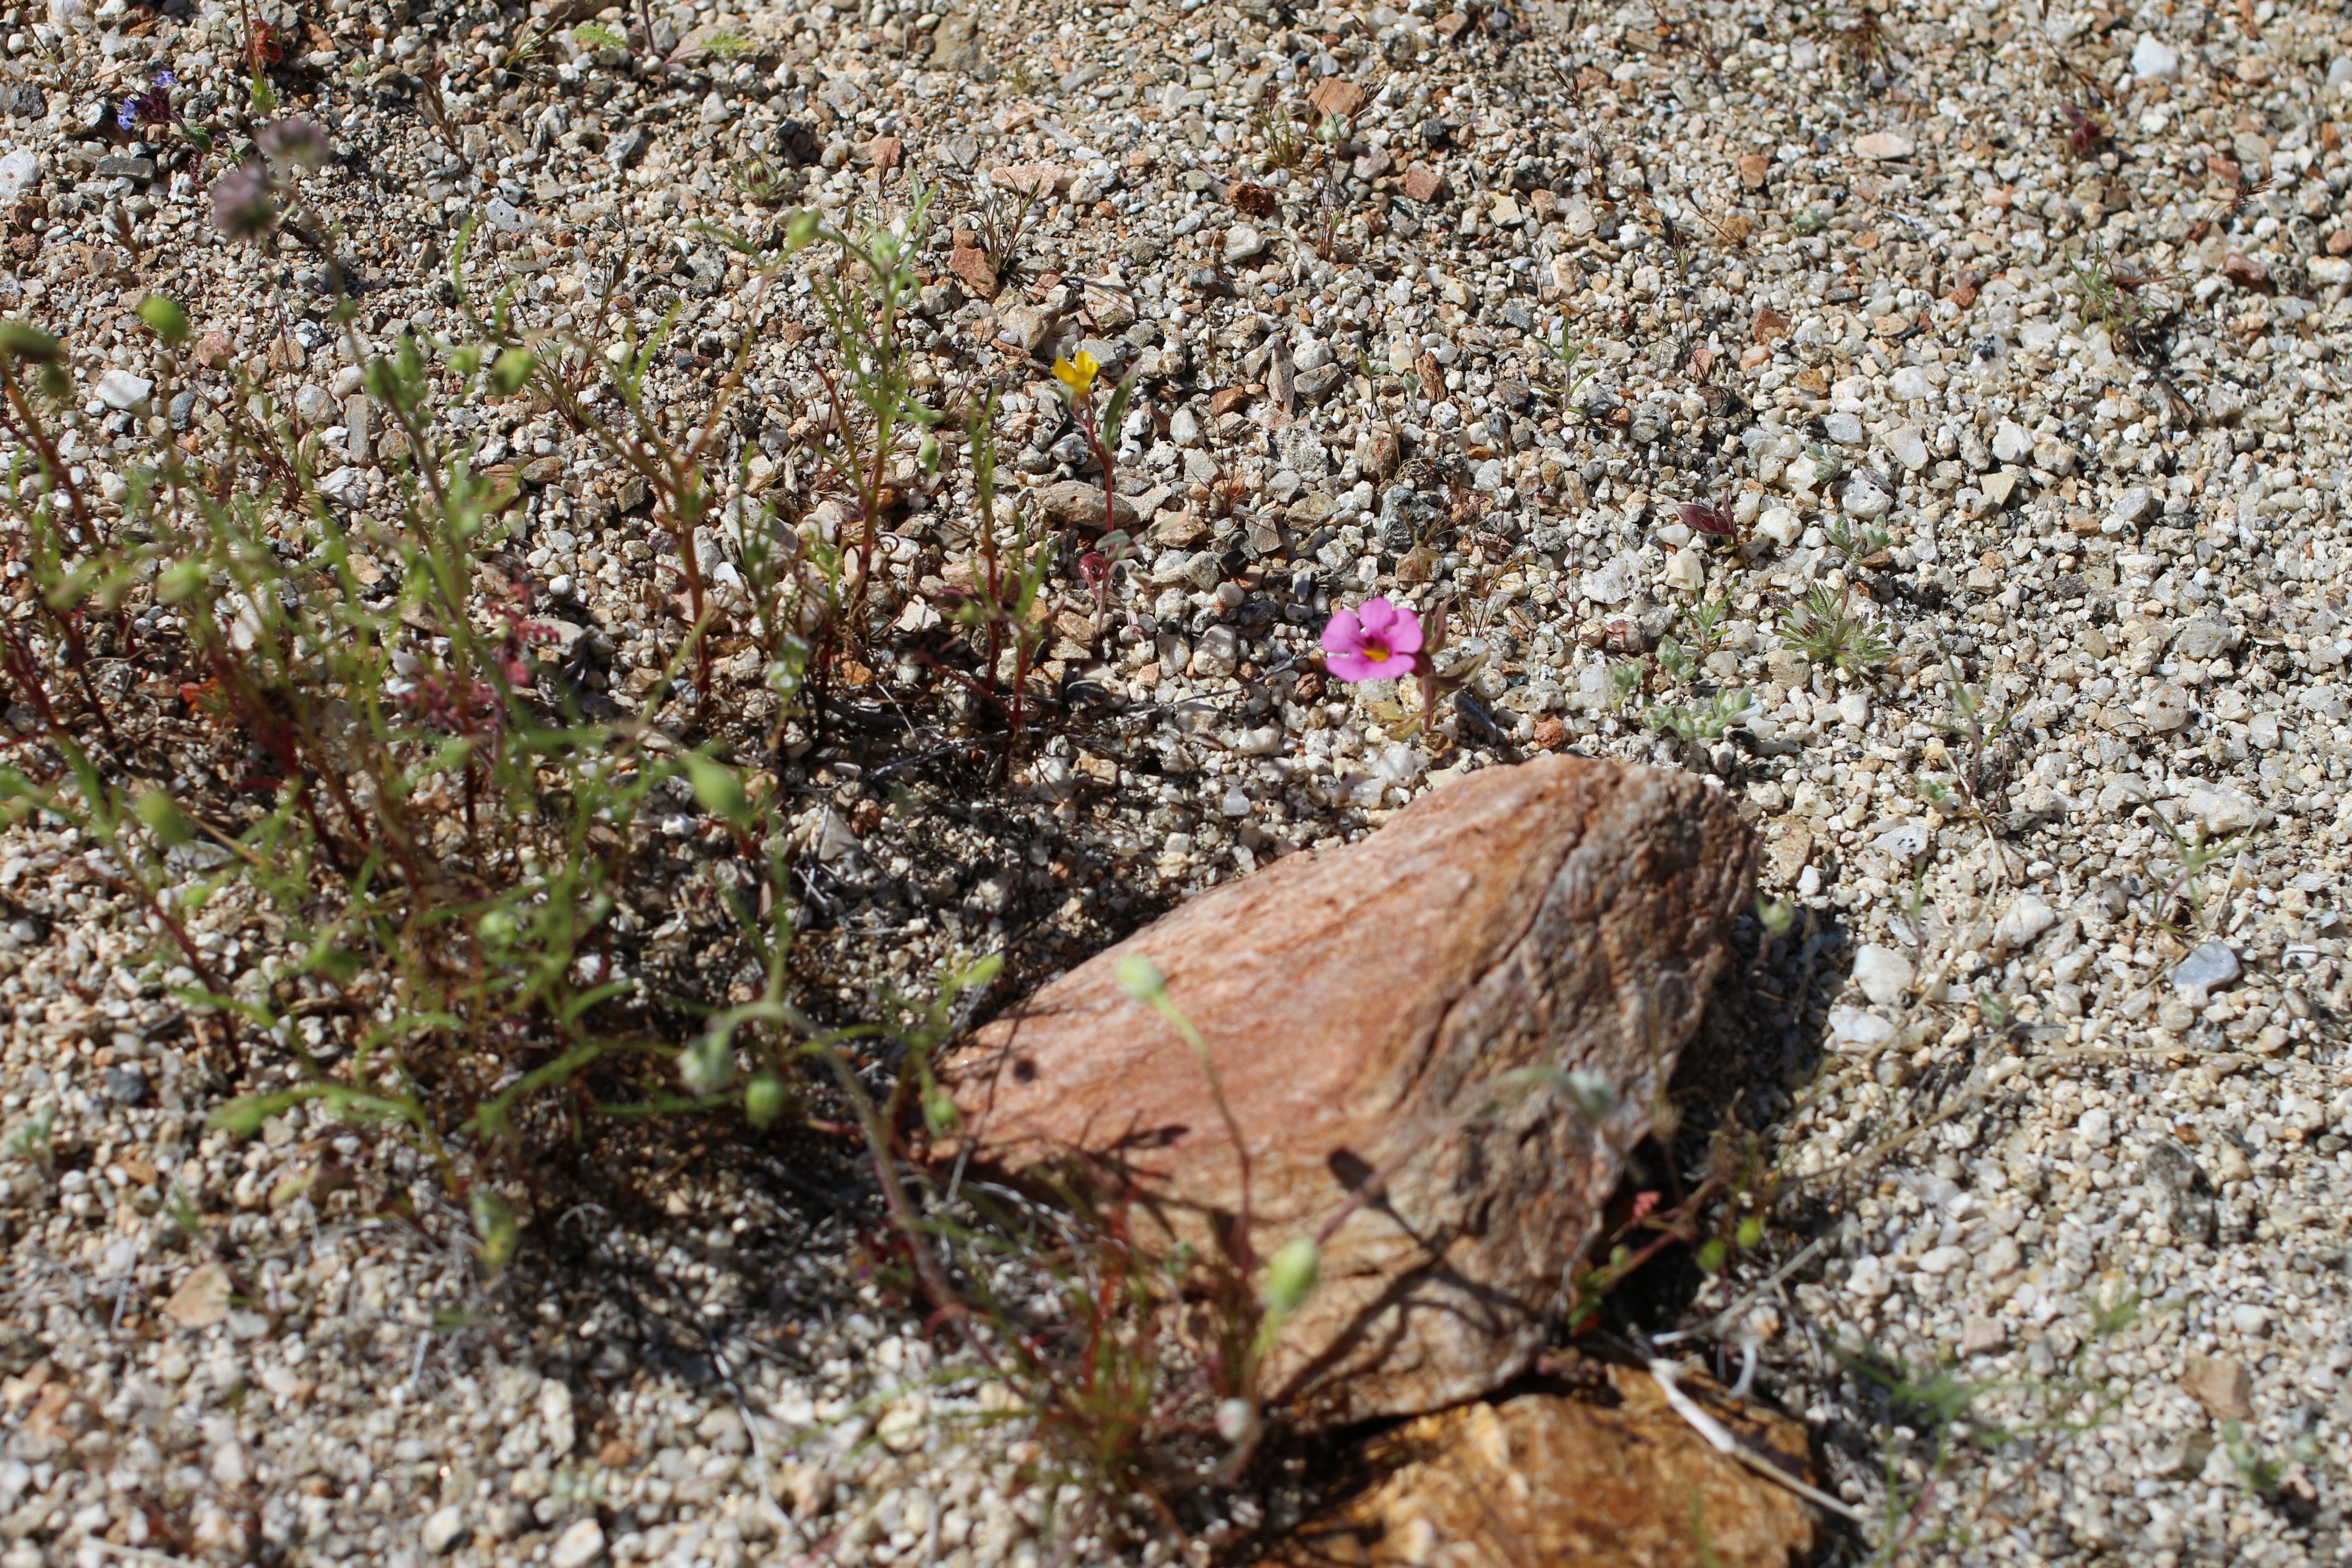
1034,480,1137,531
1259,1366,1815,1568
1851,943,1913,1008
164,1261,232,1329
942,757,1754,1423
2181,1351,2253,1421
2173,940,2241,993
1991,891,2054,951
927,12,982,71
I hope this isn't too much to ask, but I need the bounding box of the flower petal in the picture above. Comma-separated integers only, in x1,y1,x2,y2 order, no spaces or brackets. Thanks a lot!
1320,609,1366,657
1355,597,1400,639
1325,652,1382,681
1382,609,1426,657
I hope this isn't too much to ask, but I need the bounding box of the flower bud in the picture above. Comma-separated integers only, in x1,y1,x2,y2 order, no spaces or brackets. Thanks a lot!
1260,1237,1319,1320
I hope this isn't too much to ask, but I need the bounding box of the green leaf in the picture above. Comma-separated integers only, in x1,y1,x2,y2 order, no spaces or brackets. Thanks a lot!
1261,1237,1319,1318
682,753,752,828
157,561,208,603
0,320,60,363
136,295,191,346
1735,1215,1764,1250
1695,1237,1728,1274
248,71,276,117
1102,368,1142,451
487,347,536,396
133,789,196,847
470,1188,518,1271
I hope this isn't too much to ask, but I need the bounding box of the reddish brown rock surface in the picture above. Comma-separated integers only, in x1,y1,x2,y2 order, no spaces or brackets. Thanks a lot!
1261,1366,1818,1568
941,756,1755,1424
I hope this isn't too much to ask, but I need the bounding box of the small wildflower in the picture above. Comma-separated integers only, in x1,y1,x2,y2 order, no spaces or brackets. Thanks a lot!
1319,596,1423,681
1051,349,1099,401
116,69,176,133
256,116,329,171
208,160,277,238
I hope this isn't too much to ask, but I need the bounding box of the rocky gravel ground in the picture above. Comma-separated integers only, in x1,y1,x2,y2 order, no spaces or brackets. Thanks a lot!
5,0,2352,1561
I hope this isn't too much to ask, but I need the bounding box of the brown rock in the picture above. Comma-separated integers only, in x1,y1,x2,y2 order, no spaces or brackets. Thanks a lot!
1261,1367,1816,1568
1401,164,1446,203
2330,227,2352,258
948,242,999,297
1209,385,1254,417
989,162,1067,196
2181,1351,2254,1421
865,135,903,173
2220,251,2271,291
1762,823,1813,887
927,12,982,71
941,757,1754,1424
1750,306,1791,344
1738,152,1772,190
1034,480,1138,531
1415,350,1445,402
164,1262,232,1329
1308,77,1366,122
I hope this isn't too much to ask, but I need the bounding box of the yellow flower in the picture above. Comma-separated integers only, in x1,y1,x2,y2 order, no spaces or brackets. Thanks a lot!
1052,350,1099,400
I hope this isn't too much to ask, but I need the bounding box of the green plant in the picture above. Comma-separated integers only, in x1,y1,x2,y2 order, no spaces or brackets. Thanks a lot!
0,1105,54,1167
1656,633,1696,689
1539,320,1601,411
2140,809,2250,935
1781,582,1892,676
1645,688,1753,746
1685,596,1731,658
961,173,1047,284
2064,236,2144,334
1834,1289,2141,1563
1608,659,1644,711
570,22,627,50
1253,91,1308,170
726,153,797,205
1823,516,1886,570
1930,653,2014,809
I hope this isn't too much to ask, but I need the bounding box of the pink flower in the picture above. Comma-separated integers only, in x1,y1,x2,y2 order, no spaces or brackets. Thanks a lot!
1320,597,1424,681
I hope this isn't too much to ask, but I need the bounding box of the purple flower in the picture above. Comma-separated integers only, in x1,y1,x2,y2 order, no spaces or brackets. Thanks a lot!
209,160,278,238
117,70,176,133
1320,596,1424,682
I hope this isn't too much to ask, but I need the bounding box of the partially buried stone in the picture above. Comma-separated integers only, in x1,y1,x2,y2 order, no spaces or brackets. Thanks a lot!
1851,944,1913,1008
0,147,35,203
927,12,982,70
941,756,1754,1424
2180,1351,2254,1421
1034,480,1137,530
94,368,153,410
2173,941,2240,992
1257,1366,1814,1568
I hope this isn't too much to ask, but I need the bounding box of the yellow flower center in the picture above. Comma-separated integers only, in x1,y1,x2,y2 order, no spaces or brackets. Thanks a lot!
1364,645,1389,662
